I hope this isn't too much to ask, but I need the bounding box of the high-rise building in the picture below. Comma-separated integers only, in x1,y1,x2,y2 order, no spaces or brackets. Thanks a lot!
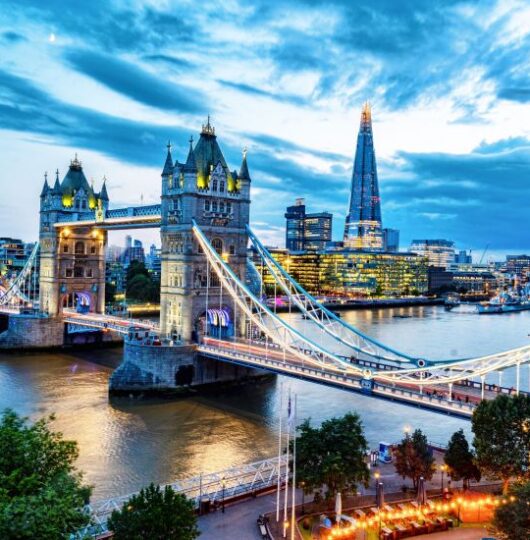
122,238,145,266
285,198,332,251
0,237,29,275
344,103,383,251
285,198,306,251
383,228,400,252
455,250,472,264
410,239,455,269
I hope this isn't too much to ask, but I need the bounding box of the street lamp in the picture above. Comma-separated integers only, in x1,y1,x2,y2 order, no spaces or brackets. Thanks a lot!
221,476,226,513
403,424,411,435
300,481,306,514
439,464,447,495
374,471,380,489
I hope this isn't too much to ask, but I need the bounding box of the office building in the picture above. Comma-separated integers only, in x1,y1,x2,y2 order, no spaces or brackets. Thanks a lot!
343,103,383,251
0,237,28,275
285,199,332,251
506,255,530,280
410,239,455,269
455,250,472,264
383,228,400,252
255,248,427,297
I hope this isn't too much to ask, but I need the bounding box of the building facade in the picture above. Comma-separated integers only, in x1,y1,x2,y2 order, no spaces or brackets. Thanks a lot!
505,255,530,280
255,248,427,297
159,120,251,343
410,239,455,269
0,238,29,275
343,103,383,251
39,160,109,315
383,228,400,252
285,198,332,251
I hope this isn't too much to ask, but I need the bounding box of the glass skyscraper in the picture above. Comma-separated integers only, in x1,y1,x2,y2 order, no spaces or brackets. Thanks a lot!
343,103,383,251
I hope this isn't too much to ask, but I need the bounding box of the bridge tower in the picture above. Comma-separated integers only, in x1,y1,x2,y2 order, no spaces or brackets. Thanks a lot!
160,119,251,343
39,157,109,316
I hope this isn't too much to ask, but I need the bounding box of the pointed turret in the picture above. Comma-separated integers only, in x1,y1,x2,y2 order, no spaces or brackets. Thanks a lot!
238,148,251,181
40,172,50,198
183,136,197,172
53,169,61,193
100,177,109,201
162,140,173,176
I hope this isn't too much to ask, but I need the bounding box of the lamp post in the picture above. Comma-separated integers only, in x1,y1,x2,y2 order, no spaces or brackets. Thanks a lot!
221,476,226,513
300,481,305,514
439,464,447,495
374,471,380,490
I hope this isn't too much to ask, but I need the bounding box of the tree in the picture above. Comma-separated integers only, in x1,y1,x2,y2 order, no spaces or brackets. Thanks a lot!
472,394,530,492
108,483,199,540
0,409,91,539
490,480,530,540
394,429,436,489
126,261,160,303
105,280,117,304
444,429,481,489
295,413,369,501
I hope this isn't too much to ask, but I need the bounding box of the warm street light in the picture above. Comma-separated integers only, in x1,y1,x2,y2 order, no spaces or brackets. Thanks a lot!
374,470,380,489
300,481,306,514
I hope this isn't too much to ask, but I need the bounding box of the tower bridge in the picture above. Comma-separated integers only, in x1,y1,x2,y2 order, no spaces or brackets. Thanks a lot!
0,115,529,416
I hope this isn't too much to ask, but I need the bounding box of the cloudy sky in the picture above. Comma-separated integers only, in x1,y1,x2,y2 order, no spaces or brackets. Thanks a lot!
1,0,530,258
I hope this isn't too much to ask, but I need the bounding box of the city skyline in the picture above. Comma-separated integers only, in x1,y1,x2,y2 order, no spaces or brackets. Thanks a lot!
1,1,530,258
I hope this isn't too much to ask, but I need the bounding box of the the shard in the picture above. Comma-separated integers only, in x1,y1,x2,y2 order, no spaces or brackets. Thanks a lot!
343,102,383,251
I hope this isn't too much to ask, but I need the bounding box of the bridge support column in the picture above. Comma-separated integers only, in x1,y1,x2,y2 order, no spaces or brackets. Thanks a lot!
0,314,64,350
480,375,485,401
109,337,267,395
498,370,503,388
516,361,520,396
448,382,453,402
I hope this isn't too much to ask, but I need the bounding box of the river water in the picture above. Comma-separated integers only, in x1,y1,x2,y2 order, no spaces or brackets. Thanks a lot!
1,305,529,500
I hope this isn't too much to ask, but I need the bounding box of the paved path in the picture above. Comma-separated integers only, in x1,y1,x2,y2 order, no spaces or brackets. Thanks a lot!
414,527,494,539
198,490,302,540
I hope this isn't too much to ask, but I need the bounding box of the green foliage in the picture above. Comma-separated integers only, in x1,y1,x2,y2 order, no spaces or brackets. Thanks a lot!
444,429,481,488
472,394,530,490
126,261,160,303
0,409,91,539
108,483,199,540
295,413,369,500
394,429,436,489
491,480,530,540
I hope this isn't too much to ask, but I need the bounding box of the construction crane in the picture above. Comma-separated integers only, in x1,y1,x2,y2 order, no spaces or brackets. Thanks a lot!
479,243,490,264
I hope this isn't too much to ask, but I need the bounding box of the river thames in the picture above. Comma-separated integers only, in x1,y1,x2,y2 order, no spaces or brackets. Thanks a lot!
1,305,529,499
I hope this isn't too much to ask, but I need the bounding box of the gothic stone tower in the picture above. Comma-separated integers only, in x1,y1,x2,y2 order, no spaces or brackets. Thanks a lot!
39,157,109,316
160,119,251,344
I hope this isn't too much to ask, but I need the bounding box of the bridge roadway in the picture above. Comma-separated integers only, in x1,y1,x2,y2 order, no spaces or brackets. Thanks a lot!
198,337,479,418
62,309,159,334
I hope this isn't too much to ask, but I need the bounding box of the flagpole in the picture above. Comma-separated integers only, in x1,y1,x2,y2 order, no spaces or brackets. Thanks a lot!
276,382,283,522
290,394,297,540
283,387,291,538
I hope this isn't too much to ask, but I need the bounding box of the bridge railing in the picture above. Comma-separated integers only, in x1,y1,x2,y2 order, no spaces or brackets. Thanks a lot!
77,455,287,537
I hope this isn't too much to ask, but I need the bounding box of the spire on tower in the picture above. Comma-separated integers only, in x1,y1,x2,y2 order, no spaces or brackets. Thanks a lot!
360,101,372,130
162,140,173,176
201,115,215,136
100,176,109,201
53,169,61,192
238,147,250,181
40,172,50,197
184,135,197,172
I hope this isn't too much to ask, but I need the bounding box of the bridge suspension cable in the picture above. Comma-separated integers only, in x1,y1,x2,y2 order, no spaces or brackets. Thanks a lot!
197,224,529,390
192,220,364,374
0,242,40,309
247,226,425,366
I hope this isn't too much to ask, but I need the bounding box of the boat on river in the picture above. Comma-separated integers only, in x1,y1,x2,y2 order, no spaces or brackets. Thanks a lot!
477,286,530,314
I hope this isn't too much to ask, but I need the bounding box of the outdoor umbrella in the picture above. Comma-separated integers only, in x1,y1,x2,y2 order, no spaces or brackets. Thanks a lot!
335,492,342,523
416,477,427,506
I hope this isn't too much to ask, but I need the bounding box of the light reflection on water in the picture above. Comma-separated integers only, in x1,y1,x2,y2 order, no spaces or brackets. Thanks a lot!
0,306,529,499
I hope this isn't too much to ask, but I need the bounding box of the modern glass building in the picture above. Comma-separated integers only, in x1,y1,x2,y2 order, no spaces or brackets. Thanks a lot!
343,103,383,251
285,198,332,251
409,239,455,269
255,248,428,297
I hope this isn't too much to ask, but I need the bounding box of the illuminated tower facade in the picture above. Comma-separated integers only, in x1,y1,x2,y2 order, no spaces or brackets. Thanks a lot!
343,103,383,251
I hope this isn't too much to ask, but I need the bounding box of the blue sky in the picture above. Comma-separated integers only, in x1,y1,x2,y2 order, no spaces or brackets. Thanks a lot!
1,0,530,259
